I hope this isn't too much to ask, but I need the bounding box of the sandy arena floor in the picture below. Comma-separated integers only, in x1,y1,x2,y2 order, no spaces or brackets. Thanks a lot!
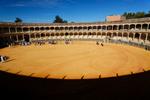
0,41,150,79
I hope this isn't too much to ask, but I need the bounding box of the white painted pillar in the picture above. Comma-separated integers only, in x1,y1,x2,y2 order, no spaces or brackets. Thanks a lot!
16,35,18,42
139,33,141,41
22,34,25,41
8,27,11,33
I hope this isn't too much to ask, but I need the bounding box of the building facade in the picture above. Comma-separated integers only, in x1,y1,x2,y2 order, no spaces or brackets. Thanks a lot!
0,17,150,46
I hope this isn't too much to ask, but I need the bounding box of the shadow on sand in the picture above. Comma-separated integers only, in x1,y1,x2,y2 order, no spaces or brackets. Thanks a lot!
0,70,150,100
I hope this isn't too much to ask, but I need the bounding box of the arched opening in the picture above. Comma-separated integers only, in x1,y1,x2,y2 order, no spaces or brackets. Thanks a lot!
56,33,59,36
30,27,34,32
78,27,82,30
16,27,22,32
35,27,39,31
102,26,106,30
65,32,69,36
88,32,92,35
41,33,45,37
40,27,44,31
18,35,23,41
88,26,92,30
97,32,101,36
60,33,64,36
60,27,64,30
55,27,59,31
51,33,54,36
74,32,78,35
74,27,78,30
46,33,50,37
118,32,122,37
102,32,106,36
93,26,97,30
113,25,118,30
83,26,87,30
79,32,82,35
130,24,135,30
135,33,140,39
70,33,73,36
11,35,17,41
50,27,54,30
3,27,9,33
36,33,40,38
107,32,112,37
142,24,148,30
124,25,129,30
141,33,146,41
10,27,16,33
97,26,101,30
23,27,29,32
119,25,123,30
92,32,96,35
123,33,128,37
136,24,141,30
107,25,112,30
24,34,30,42
129,33,134,39
69,27,73,30
112,32,117,37
30,34,35,38
45,27,50,31
65,27,68,30
83,32,87,35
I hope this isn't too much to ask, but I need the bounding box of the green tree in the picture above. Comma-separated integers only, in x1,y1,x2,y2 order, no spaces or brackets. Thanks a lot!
15,17,23,23
53,15,68,23
122,11,150,19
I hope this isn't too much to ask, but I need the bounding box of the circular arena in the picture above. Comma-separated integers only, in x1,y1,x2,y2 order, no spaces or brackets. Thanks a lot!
0,40,150,79
0,18,150,79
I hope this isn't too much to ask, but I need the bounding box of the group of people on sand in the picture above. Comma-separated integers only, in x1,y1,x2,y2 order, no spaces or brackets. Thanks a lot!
0,55,8,63
96,41,104,46
65,39,71,45
48,40,57,45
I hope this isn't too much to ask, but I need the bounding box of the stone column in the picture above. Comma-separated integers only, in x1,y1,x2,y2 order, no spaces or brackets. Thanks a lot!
9,27,11,33
139,33,141,41
16,35,18,42
133,33,135,40
127,33,129,39
15,28,17,33
29,33,31,42
22,34,25,41
145,33,148,42
9,35,12,40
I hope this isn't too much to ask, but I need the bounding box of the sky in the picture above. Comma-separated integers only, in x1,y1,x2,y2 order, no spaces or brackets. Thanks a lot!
0,0,150,23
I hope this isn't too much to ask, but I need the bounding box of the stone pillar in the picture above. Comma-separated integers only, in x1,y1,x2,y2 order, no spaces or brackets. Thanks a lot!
139,33,141,41
9,27,11,33
29,33,31,42
9,35,12,40
127,33,129,39
133,33,135,40
145,33,148,42
15,28,17,33
128,24,130,30
22,34,25,41
34,34,36,39
147,24,149,30
16,35,18,42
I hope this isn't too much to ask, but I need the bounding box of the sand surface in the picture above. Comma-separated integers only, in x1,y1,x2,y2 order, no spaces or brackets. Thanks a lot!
0,41,150,79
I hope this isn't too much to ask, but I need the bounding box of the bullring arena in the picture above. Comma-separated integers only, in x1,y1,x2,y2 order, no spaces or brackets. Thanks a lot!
1,17,150,79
